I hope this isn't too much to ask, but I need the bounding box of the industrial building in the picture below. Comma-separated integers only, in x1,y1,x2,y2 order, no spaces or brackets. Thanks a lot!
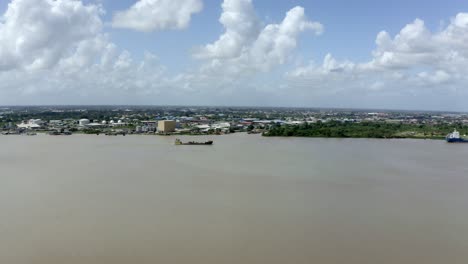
79,119,90,126
17,119,43,129
157,120,176,133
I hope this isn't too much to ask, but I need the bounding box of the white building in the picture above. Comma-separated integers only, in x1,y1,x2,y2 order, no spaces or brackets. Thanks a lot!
87,123,103,128
196,124,211,130
30,119,44,125
17,119,43,129
79,119,90,126
212,122,231,129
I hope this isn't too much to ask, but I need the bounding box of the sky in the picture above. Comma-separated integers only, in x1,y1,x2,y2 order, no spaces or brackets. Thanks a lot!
1,0,468,110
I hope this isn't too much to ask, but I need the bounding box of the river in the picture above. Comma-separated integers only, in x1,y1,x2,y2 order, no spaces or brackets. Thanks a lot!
1,133,468,264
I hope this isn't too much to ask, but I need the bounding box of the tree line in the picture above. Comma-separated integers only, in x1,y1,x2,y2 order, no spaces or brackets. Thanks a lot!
263,121,468,139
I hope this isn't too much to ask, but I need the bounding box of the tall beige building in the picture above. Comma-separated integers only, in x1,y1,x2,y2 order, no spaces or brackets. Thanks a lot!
157,120,176,133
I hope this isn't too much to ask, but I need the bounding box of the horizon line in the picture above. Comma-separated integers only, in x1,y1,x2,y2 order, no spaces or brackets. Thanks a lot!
1,104,467,114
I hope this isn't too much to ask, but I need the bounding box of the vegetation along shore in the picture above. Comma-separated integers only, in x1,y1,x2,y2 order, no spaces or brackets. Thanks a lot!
263,121,468,139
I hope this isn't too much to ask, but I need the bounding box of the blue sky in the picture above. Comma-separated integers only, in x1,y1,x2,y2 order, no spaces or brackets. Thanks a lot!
1,0,468,110
79,0,468,70
98,0,468,67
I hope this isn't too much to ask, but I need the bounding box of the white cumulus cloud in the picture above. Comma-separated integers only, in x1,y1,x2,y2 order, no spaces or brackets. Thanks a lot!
0,0,103,71
0,0,326,105
194,0,260,59
112,0,203,32
249,6,324,70
2,0,468,110
194,1,323,75
0,0,171,104
286,13,468,110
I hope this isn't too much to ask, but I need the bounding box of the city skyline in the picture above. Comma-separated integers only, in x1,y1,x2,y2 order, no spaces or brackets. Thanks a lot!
1,0,468,110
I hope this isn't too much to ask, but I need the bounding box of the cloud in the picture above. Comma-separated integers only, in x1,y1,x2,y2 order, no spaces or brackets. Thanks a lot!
160,1,325,106
285,13,468,109
0,0,171,104
0,0,103,71
0,0,325,105
365,14,468,72
288,13,468,84
249,6,323,70
417,70,452,85
193,0,260,59
112,0,203,32
366,19,438,70
0,48,170,103
194,2,323,75
2,0,468,110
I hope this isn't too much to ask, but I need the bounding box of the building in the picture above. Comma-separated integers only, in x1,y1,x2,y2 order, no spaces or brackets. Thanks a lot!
26,119,44,126
79,119,90,126
49,120,62,126
212,122,231,129
112,120,127,127
158,120,176,133
87,123,103,128
17,119,43,129
196,124,211,132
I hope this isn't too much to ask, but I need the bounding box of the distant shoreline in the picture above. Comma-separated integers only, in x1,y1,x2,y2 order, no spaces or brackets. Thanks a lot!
0,131,447,141
263,135,446,141
262,121,465,141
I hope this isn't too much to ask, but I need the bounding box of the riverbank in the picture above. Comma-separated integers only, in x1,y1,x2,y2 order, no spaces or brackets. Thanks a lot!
263,121,466,140
0,130,452,141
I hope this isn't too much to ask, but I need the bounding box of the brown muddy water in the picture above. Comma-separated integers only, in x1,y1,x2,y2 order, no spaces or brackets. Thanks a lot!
1,133,468,264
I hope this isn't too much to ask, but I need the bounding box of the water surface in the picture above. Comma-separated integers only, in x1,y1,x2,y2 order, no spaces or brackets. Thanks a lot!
1,133,468,264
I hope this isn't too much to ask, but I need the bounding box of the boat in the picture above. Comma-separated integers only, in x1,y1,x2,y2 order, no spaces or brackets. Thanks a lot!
49,129,72,136
105,131,126,136
446,129,468,143
2,131,19,135
175,139,213,145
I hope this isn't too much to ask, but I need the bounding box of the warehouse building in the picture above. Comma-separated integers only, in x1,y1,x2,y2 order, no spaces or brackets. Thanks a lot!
157,120,176,133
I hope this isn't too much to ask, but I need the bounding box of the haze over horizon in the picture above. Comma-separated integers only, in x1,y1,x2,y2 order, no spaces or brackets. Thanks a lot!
1,0,468,111
1,104,468,114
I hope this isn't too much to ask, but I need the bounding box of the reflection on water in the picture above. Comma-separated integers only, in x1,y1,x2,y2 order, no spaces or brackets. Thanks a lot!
1,133,468,264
